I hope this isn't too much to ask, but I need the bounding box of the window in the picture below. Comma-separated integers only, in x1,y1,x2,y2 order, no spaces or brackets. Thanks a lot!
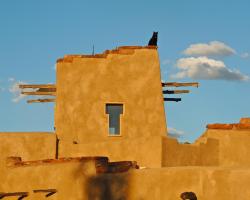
106,104,123,135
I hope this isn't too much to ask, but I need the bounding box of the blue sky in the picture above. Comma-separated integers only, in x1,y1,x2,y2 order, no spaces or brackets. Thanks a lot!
0,0,249,142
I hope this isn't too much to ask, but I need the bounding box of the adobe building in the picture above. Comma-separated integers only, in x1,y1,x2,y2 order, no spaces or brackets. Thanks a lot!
1,45,250,199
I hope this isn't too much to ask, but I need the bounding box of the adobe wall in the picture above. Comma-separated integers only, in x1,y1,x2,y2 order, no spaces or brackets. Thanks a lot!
162,137,219,167
59,133,220,169
199,129,250,167
55,46,167,144
64,166,250,200
0,132,56,167
125,167,250,200
2,159,250,200
191,119,250,167
163,118,250,167
0,157,100,200
59,136,163,168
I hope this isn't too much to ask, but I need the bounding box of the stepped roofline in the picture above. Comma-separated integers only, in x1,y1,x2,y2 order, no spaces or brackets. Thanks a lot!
57,45,157,63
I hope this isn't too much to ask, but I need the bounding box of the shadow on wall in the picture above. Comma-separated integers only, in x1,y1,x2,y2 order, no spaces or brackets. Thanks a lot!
86,173,129,200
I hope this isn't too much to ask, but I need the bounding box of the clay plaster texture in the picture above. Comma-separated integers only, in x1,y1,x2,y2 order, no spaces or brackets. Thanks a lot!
1,158,102,200
55,46,167,143
0,133,56,165
0,46,250,199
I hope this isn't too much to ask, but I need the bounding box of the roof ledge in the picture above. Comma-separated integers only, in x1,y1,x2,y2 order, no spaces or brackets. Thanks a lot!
240,118,250,124
56,45,157,63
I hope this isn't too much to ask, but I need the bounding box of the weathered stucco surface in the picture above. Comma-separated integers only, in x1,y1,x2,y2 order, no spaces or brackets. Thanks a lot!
127,167,250,200
162,137,219,167
0,132,56,163
59,136,163,168
0,46,250,199
0,158,100,200
55,46,167,143
198,129,250,167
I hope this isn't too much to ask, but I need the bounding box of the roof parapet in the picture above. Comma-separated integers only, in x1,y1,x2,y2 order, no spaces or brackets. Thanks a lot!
207,118,250,130
56,46,157,63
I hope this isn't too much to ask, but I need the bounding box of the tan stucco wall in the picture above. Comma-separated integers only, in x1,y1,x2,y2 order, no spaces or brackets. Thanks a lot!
80,166,250,200
0,159,98,200
59,136,163,168
55,47,167,144
2,163,250,200
126,167,250,200
198,129,250,167
0,132,56,165
59,132,221,169
162,137,219,167
2,43,250,199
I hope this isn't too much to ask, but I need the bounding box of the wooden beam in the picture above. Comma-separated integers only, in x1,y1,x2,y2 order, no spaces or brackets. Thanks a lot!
0,192,28,199
162,82,199,88
27,99,55,103
107,161,139,173
164,98,181,102
33,189,57,197
163,90,190,94
19,84,56,89
36,88,56,92
21,91,55,96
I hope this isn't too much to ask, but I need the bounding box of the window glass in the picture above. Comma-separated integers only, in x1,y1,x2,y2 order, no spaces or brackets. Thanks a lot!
106,104,123,135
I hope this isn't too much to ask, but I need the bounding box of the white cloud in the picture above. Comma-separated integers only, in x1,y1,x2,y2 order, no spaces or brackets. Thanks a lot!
167,127,184,139
183,41,236,57
171,57,249,81
8,79,35,103
8,77,15,82
241,52,250,59
9,80,27,103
